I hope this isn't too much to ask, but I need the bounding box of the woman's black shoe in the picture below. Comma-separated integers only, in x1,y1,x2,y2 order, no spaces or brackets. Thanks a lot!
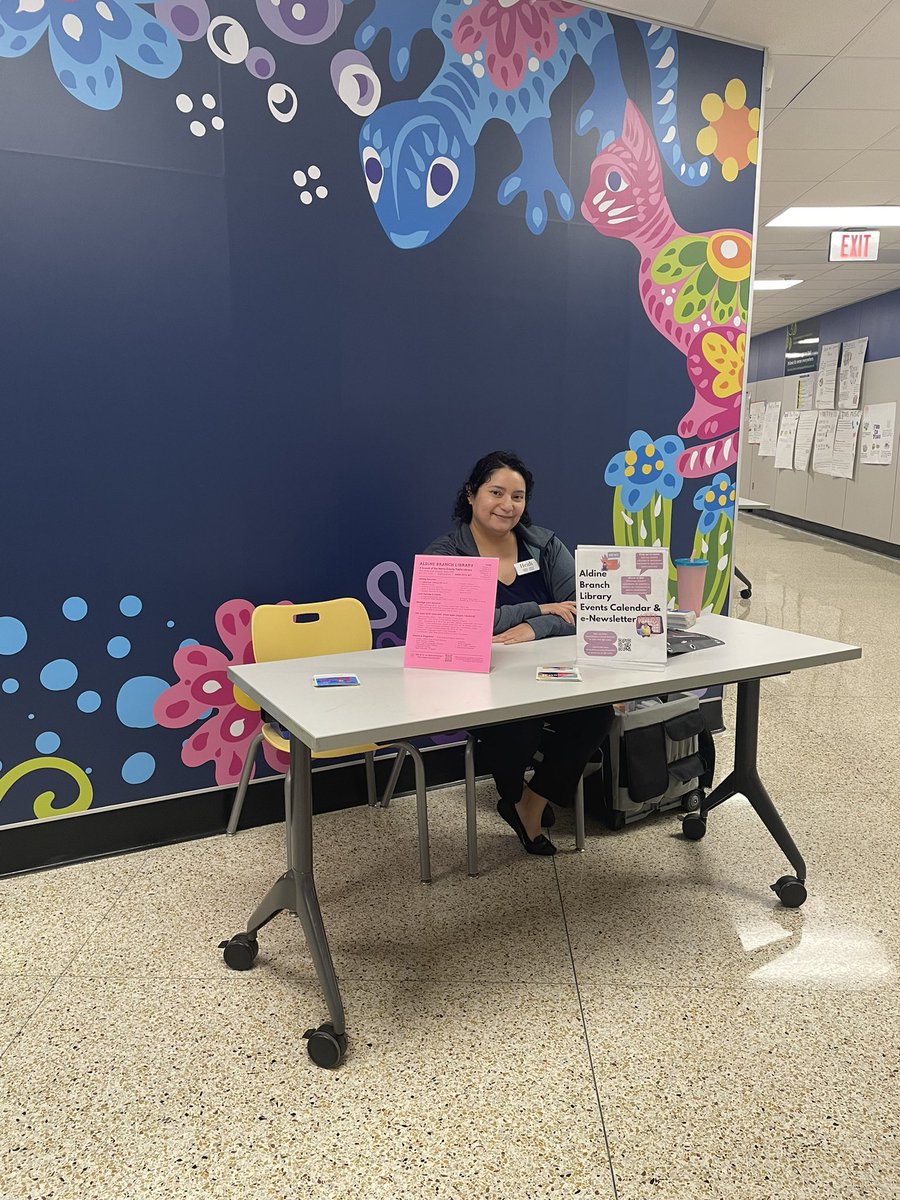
541,803,555,828
497,800,557,856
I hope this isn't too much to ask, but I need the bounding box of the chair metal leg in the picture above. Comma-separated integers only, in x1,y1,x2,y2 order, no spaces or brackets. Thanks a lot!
364,751,377,807
574,775,586,852
379,749,405,809
226,729,264,835
465,734,478,877
283,768,293,872
389,740,431,884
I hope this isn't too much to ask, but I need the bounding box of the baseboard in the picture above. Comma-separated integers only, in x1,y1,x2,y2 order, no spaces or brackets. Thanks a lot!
748,509,900,560
0,745,466,879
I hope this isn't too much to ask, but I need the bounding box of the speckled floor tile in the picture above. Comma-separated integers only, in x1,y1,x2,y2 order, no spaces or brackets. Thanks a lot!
65,785,572,985
579,982,900,1200
0,975,614,1200
0,976,55,1054
0,852,148,974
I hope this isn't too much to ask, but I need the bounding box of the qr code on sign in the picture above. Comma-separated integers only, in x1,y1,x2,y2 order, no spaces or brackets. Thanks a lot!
618,638,631,653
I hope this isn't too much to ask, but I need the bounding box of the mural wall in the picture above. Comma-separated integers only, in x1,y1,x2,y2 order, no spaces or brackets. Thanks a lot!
0,1,763,833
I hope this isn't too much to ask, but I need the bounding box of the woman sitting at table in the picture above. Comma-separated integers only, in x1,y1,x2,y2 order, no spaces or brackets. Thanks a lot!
426,450,614,857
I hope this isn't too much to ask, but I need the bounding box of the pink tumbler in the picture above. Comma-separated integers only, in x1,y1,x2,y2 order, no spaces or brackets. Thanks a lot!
674,558,708,616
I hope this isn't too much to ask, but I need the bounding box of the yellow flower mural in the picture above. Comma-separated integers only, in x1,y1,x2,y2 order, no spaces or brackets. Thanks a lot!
696,79,759,183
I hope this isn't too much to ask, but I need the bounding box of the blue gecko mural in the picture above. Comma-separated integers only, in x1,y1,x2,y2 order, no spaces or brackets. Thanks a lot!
344,0,711,248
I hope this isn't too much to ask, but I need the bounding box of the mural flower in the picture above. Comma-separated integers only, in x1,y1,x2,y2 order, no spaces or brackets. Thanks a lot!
451,0,582,90
695,78,759,183
605,431,684,599
605,430,684,513
690,473,736,612
0,0,182,110
153,598,288,787
255,0,342,45
651,230,753,327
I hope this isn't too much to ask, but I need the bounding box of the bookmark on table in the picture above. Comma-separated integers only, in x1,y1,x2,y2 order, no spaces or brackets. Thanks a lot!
536,665,582,682
312,674,361,687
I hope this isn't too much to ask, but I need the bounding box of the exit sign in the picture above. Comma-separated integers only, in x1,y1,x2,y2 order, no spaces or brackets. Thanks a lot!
829,230,880,262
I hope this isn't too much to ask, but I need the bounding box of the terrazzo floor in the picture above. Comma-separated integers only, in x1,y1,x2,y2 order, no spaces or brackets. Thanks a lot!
1,518,898,1200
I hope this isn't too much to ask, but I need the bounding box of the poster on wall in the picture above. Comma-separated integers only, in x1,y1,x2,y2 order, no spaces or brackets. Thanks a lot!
837,337,868,409
831,411,862,479
794,411,819,472
797,373,816,411
748,401,766,444
775,411,800,469
860,403,896,465
813,410,840,474
815,344,841,409
785,318,821,376
759,402,781,457
576,547,668,671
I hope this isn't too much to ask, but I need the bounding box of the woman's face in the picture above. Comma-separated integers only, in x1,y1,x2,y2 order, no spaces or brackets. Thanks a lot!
468,468,527,537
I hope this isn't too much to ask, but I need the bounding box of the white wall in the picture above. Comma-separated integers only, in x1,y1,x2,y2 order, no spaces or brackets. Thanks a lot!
740,357,900,547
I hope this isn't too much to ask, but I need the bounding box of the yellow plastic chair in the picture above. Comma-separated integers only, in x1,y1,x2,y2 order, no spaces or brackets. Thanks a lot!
226,600,432,882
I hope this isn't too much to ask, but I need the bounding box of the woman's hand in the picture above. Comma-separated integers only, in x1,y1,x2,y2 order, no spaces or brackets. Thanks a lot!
492,623,536,645
539,601,577,624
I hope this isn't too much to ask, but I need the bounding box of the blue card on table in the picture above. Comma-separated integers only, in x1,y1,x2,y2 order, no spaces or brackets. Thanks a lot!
312,674,361,687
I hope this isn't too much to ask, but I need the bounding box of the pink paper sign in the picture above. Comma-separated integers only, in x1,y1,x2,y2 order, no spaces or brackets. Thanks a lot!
404,555,499,673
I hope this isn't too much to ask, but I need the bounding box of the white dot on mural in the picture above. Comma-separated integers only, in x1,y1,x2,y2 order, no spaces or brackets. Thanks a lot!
293,170,307,187
202,93,216,109
528,56,539,71
315,185,328,199
62,12,83,40
96,1,114,20
473,63,485,78
300,190,312,205
190,121,206,137
307,164,321,180
229,719,246,738
211,116,224,130
720,239,738,260
292,2,306,18
462,53,472,66
176,94,193,113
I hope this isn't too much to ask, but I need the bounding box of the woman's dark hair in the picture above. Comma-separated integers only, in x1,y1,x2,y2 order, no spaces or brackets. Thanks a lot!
452,450,534,526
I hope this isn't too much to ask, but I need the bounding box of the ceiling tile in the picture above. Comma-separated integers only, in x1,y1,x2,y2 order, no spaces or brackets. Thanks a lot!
700,0,887,55
790,57,900,111
763,108,900,150
596,2,711,28
793,179,900,205
843,3,900,57
870,124,900,150
758,180,818,207
764,107,783,126
829,150,900,181
765,55,832,108
758,147,858,181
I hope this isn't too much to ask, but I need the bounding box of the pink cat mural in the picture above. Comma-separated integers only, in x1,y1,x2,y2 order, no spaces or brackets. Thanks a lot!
581,100,752,479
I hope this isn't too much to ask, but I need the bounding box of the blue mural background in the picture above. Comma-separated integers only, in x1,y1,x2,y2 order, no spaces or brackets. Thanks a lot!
0,1,762,832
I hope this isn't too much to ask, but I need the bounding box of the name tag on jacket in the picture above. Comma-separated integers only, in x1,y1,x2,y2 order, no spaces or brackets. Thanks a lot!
514,558,540,576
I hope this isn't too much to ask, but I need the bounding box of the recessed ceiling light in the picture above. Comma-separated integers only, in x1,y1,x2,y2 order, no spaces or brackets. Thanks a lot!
767,206,900,228
753,279,803,290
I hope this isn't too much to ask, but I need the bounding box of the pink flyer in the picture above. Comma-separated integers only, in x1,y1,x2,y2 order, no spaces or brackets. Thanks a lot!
404,555,499,673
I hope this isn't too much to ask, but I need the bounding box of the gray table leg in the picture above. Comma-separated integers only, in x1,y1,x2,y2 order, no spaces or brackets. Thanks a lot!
689,678,808,907
221,736,348,1067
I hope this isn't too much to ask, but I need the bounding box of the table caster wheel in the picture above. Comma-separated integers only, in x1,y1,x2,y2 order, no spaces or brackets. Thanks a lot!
681,789,703,813
771,875,807,909
682,813,707,841
303,1022,347,1069
220,933,259,970
740,587,752,599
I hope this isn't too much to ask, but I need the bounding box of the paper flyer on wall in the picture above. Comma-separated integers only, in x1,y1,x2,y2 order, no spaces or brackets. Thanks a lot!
837,337,867,410
860,402,896,466
793,411,819,472
747,401,765,444
831,411,862,479
404,554,498,673
576,547,668,671
796,373,816,411
758,401,781,457
812,409,839,474
775,410,800,469
814,343,841,410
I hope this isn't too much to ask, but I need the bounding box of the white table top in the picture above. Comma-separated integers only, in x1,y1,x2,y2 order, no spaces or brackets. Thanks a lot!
228,615,860,753
738,497,771,511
